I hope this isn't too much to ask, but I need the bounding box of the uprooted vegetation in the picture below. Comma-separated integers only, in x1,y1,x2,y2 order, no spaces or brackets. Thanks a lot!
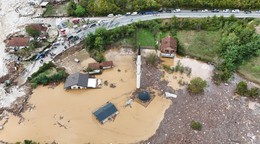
28,62,68,88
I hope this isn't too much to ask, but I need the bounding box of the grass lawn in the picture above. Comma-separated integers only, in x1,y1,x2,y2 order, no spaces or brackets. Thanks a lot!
177,30,222,62
238,51,260,84
43,3,68,17
137,29,156,47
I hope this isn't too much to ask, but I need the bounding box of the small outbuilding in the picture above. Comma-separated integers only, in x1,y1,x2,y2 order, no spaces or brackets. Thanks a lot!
160,36,177,58
93,102,119,124
101,61,114,69
64,72,102,89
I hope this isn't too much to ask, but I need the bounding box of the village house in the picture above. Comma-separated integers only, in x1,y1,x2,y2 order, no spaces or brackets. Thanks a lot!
6,37,30,50
64,72,102,89
101,61,114,69
160,36,177,58
93,102,119,124
25,24,48,40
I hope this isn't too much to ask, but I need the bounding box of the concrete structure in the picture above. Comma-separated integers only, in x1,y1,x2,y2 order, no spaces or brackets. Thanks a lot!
136,45,141,89
64,72,102,89
160,36,177,58
93,102,119,124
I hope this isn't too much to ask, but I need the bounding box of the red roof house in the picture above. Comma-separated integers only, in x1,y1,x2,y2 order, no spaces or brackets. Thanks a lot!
26,24,48,32
101,61,114,69
160,36,177,58
6,37,30,48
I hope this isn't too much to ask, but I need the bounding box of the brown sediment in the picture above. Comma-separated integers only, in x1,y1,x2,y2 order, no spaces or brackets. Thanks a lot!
0,49,172,143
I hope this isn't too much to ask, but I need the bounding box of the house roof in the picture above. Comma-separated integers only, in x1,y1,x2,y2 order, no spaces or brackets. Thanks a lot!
93,103,118,123
64,72,89,89
101,61,113,67
26,24,48,32
88,63,100,70
6,37,30,47
160,36,177,52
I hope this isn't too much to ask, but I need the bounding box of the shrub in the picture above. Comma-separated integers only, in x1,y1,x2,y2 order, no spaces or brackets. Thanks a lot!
236,81,248,96
146,53,158,66
162,64,172,73
188,77,207,94
248,88,260,98
190,120,202,131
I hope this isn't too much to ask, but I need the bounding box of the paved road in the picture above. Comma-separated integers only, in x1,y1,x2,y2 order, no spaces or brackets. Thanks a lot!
21,10,260,83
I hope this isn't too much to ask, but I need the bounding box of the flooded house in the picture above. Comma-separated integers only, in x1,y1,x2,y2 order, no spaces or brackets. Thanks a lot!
64,72,102,89
87,63,102,74
160,36,177,58
93,102,119,124
101,61,114,69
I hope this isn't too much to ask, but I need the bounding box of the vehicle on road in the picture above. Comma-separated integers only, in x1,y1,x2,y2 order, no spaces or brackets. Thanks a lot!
223,9,230,13
131,12,138,15
232,9,240,13
52,42,60,47
107,14,114,17
173,9,181,13
89,23,97,28
158,8,163,13
72,18,80,24
201,9,208,12
244,10,252,14
212,9,220,13
256,10,260,13
125,12,131,16
76,29,82,33
83,25,88,30
191,9,198,12
166,9,172,13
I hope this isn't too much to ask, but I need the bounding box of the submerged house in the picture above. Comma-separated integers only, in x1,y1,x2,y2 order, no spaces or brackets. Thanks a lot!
101,61,114,69
93,102,119,124
64,72,102,89
160,36,177,58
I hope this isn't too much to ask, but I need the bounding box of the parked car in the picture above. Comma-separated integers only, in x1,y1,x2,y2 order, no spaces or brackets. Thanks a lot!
83,25,88,30
223,9,230,13
131,12,138,15
107,14,114,17
191,9,198,12
72,18,80,24
158,8,163,13
256,10,260,13
212,9,220,13
173,9,181,13
232,9,240,13
76,29,82,33
52,42,60,47
166,9,172,13
125,12,131,16
244,10,252,14
89,23,97,28
201,9,208,12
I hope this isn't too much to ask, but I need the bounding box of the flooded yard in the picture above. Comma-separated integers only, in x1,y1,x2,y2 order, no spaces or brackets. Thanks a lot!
0,49,172,143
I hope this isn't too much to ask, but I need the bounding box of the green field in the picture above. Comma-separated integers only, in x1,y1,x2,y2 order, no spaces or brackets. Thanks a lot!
177,30,222,62
238,51,260,84
136,29,156,47
43,3,68,17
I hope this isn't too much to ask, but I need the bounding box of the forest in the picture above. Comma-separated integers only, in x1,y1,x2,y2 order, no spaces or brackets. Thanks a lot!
67,0,260,16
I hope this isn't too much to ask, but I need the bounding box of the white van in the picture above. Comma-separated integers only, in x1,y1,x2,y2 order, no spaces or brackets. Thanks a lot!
131,12,138,15
107,14,114,17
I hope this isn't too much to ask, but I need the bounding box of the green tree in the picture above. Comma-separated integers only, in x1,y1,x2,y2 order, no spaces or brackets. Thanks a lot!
247,87,260,98
74,5,86,17
190,120,203,131
188,77,207,94
67,0,76,16
25,27,40,40
236,81,248,96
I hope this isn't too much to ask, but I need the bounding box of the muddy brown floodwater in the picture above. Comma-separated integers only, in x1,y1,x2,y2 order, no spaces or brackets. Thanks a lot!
0,49,171,143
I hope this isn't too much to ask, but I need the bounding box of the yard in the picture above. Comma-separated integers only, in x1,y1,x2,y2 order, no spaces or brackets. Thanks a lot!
177,30,222,62
238,50,260,84
43,2,69,17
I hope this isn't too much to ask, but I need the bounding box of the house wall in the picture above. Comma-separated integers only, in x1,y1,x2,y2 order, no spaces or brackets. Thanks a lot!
70,85,87,89
102,66,113,69
101,111,119,124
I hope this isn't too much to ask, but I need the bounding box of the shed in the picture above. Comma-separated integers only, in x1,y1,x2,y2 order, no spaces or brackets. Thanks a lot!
40,2,49,8
93,103,119,124
101,61,114,69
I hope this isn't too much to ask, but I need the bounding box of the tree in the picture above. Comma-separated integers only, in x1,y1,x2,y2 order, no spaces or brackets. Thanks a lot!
74,5,86,17
67,0,76,16
236,81,248,96
190,120,203,131
25,27,40,39
188,77,207,94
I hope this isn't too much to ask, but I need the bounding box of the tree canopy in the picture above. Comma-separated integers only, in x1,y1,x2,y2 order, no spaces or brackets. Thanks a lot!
188,77,207,94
